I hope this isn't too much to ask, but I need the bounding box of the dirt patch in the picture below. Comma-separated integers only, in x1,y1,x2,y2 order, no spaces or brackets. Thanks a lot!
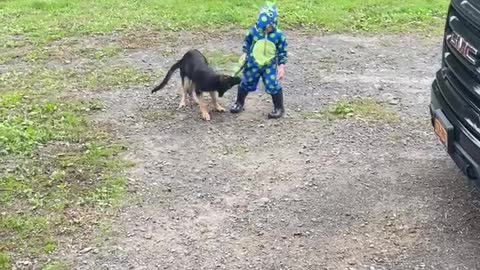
49,31,480,269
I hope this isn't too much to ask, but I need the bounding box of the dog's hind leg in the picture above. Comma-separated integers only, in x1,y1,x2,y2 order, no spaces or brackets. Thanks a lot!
196,92,210,121
191,91,199,105
178,79,190,109
187,81,199,105
178,87,186,109
210,91,225,112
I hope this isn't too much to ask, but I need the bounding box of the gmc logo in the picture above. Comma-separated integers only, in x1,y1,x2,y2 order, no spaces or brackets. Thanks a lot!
449,31,478,65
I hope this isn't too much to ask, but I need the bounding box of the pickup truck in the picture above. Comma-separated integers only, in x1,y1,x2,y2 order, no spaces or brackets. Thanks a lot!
430,0,480,189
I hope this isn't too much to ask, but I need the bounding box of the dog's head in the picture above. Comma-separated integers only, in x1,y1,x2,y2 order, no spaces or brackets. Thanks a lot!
217,75,242,97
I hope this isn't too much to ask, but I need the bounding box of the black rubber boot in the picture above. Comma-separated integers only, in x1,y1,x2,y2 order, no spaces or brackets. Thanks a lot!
230,89,248,114
268,91,285,119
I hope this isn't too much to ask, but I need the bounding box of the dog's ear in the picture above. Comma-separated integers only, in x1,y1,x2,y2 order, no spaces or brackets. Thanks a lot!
217,75,229,88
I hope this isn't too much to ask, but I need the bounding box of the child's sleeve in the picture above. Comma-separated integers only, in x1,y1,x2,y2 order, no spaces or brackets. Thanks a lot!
242,27,255,53
277,33,288,65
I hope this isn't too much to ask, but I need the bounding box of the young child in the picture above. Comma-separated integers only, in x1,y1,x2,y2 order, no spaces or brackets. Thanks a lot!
230,1,288,119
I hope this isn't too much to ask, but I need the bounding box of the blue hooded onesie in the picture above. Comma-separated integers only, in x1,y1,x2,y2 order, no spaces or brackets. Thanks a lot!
239,2,288,95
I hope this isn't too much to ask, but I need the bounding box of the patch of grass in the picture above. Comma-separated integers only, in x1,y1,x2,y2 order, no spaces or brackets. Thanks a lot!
0,44,124,66
0,47,56,65
24,48,50,62
0,68,82,97
42,262,67,270
0,214,58,257
303,99,398,123
205,50,241,72
0,92,89,155
0,66,132,267
302,111,326,120
329,102,356,119
1,65,154,96
0,48,42,65
389,131,403,142
43,241,57,254
0,0,449,46
0,50,22,65
1,215,49,239
3,39,29,49
0,92,125,264
82,67,152,90
93,219,115,246
0,253,10,270
330,99,398,122
77,45,123,60
214,145,250,158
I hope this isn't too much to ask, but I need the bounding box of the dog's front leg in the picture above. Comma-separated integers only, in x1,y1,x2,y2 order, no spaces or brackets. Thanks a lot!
196,93,211,121
210,92,225,112
187,81,199,107
178,86,187,109
191,92,200,105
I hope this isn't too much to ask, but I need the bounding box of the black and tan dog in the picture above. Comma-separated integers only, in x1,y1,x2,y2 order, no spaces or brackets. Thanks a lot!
151,49,241,121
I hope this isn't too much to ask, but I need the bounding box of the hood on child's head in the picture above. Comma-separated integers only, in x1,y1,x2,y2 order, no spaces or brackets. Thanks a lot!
255,1,278,32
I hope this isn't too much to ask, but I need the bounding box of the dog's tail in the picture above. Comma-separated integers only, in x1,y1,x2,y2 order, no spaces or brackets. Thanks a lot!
151,59,182,94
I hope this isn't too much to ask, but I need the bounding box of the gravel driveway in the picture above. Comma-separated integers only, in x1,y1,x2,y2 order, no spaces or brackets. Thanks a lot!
61,31,480,270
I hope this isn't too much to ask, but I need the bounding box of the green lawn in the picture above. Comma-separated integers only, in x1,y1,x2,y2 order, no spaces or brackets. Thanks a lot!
0,0,450,268
1,0,449,46
0,67,141,268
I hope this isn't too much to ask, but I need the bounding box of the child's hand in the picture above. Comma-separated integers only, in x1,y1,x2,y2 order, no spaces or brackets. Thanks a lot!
277,64,285,81
239,53,247,63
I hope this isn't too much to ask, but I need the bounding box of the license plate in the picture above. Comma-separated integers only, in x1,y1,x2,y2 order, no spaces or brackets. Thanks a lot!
434,118,448,146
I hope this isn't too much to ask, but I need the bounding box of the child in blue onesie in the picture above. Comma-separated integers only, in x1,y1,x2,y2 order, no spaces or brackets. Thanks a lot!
230,1,288,119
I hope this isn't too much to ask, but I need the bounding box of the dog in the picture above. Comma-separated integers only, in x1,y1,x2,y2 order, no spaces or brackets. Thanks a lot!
151,49,241,121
